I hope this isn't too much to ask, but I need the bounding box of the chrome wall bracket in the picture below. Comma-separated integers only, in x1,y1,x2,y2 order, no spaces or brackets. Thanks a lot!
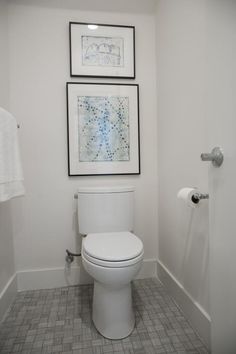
200,146,224,167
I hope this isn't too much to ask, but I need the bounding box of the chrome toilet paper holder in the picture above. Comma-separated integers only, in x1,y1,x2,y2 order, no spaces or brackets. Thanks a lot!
191,192,209,204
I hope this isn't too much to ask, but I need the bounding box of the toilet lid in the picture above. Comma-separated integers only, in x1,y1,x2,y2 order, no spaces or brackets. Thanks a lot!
83,231,143,262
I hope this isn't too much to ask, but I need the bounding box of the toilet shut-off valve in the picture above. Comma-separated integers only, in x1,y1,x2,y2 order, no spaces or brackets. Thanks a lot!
65,249,81,264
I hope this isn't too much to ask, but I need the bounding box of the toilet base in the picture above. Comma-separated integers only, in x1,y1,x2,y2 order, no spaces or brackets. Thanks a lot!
92,280,135,339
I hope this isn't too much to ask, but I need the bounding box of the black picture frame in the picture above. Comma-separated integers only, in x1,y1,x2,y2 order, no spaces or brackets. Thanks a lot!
66,82,140,176
69,22,135,79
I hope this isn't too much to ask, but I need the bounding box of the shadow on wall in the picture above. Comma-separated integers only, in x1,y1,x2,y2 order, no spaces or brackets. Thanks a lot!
176,199,209,309
64,197,92,286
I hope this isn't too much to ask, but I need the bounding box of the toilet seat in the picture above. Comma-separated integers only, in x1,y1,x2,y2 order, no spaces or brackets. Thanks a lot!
82,231,144,268
82,248,144,268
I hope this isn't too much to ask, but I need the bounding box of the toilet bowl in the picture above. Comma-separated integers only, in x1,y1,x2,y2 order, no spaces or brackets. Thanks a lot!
77,186,144,339
82,231,143,339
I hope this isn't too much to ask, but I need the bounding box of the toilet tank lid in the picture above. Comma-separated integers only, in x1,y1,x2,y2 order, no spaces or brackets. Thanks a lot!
78,186,134,194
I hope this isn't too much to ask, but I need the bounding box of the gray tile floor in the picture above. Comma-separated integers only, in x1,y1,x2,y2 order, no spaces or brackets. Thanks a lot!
0,278,209,354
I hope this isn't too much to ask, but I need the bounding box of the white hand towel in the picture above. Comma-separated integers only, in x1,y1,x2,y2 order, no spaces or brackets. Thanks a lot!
0,107,25,202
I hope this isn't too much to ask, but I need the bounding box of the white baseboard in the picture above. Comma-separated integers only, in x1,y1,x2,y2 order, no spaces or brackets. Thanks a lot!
17,258,157,291
0,273,17,322
17,265,93,291
157,260,211,349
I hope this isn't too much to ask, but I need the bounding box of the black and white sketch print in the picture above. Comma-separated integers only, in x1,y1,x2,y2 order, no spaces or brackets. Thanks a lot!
69,22,135,78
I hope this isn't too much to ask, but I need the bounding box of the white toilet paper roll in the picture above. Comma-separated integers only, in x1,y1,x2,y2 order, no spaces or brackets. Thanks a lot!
177,187,199,208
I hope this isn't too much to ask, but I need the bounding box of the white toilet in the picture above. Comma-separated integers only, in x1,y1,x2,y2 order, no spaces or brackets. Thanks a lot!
77,186,144,340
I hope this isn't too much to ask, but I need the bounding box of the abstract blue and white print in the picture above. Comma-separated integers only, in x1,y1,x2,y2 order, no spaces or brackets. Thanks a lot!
78,96,130,162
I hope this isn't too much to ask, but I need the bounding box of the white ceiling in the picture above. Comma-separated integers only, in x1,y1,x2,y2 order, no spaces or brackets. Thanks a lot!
8,0,157,14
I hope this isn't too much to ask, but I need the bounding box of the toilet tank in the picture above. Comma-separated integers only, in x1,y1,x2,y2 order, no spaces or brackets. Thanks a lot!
77,186,134,234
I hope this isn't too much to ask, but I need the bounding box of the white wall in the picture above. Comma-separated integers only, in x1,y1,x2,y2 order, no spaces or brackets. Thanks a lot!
0,0,17,320
0,0,9,110
155,0,210,346
206,1,236,352
8,2,158,288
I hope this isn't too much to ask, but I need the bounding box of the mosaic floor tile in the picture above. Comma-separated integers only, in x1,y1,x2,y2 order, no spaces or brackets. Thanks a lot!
0,278,209,353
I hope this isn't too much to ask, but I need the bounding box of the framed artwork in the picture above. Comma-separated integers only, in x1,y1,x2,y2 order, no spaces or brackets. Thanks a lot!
69,22,135,78
66,82,140,176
